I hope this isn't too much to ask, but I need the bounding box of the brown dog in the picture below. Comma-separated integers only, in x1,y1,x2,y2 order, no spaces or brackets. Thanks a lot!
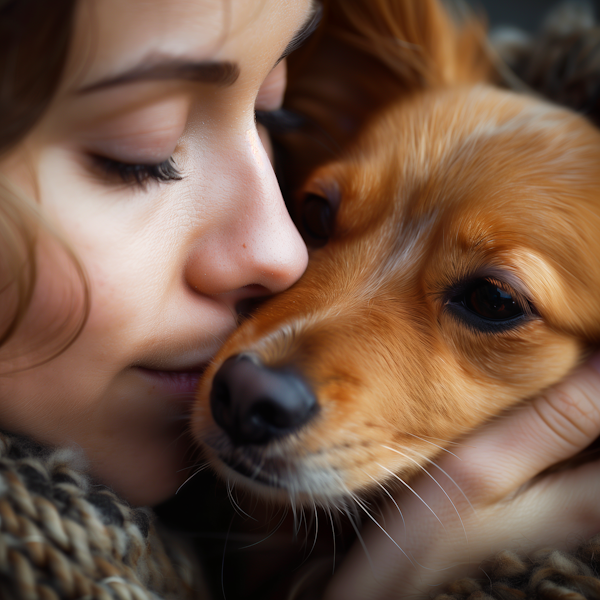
192,0,600,513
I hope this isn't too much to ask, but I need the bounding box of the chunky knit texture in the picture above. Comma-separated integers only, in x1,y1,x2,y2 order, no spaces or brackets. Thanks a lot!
434,538,600,600
0,431,209,600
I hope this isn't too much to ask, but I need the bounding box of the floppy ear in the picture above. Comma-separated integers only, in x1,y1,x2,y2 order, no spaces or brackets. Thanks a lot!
493,2,600,126
323,0,492,88
275,0,493,198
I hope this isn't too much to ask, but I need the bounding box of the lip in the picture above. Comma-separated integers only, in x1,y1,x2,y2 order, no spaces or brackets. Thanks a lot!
136,365,208,398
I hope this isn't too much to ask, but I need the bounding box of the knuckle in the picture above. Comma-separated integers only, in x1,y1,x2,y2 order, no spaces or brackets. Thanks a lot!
534,371,600,449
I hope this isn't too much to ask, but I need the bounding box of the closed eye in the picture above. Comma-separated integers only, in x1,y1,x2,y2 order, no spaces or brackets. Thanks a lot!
91,155,183,187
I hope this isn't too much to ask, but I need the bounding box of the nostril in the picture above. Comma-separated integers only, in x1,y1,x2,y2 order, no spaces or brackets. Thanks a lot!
209,355,318,446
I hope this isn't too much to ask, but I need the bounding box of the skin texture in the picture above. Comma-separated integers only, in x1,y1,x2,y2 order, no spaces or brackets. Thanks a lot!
0,0,312,507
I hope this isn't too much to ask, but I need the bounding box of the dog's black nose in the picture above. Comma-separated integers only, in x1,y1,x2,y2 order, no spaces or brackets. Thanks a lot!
210,355,317,446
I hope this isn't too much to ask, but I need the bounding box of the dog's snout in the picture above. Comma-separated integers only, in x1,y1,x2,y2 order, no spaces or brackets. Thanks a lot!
210,356,318,446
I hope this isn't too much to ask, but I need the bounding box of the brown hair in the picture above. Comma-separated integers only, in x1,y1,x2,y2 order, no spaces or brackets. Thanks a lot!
0,0,87,360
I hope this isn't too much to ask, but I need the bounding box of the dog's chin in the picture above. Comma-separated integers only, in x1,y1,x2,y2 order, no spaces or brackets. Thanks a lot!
204,438,362,507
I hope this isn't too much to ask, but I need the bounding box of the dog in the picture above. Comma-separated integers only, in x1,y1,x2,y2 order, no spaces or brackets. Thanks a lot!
192,0,600,519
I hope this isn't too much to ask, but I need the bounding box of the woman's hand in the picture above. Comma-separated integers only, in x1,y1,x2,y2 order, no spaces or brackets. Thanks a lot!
324,354,600,599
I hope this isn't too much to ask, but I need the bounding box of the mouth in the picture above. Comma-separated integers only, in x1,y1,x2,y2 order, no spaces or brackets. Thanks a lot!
135,364,208,401
216,449,290,489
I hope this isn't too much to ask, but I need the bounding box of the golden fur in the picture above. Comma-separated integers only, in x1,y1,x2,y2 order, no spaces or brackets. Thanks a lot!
192,0,600,508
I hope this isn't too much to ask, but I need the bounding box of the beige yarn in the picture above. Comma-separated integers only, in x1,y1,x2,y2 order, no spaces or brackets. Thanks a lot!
0,432,210,600
434,538,600,600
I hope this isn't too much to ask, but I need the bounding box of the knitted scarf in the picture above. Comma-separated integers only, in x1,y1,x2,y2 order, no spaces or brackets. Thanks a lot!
0,430,210,600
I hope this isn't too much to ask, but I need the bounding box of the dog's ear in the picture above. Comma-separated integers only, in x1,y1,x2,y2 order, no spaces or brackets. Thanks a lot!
493,2,600,126
324,0,493,89
275,0,493,198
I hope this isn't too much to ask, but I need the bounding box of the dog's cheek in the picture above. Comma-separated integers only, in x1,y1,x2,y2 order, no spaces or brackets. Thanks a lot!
442,316,583,404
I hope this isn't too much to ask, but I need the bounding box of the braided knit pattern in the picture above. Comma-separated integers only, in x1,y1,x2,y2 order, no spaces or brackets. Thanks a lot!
434,537,600,600
0,431,209,600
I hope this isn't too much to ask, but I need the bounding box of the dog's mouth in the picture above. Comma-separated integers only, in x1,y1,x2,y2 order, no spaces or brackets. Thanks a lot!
217,450,291,489
201,424,352,502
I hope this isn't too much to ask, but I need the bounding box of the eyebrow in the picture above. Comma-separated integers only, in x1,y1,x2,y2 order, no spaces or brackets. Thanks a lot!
77,0,322,95
77,60,240,94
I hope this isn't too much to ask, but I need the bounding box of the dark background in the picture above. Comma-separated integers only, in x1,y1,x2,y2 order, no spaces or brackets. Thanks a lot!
466,0,600,31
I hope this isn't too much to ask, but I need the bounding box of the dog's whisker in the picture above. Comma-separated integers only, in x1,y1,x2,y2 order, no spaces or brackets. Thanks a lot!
296,499,320,564
239,505,289,550
384,441,473,520
175,459,209,475
403,431,461,458
224,479,247,521
175,463,211,495
364,470,407,534
343,501,376,573
225,480,259,524
304,495,320,557
180,439,206,467
345,484,415,567
406,446,475,515
350,479,461,575
325,505,337,575
375,461,446,531
403,432,461,447
290,490,300,538
381,444,471,539
300,504,308,544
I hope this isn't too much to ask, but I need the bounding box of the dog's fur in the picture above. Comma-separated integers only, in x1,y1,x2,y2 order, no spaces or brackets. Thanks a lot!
192,0,600,514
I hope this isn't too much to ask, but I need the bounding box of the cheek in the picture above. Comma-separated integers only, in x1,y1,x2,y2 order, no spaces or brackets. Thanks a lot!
0,233,88,369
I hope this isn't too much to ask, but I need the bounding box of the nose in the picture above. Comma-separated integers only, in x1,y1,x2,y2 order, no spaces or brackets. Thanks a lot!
210,355,318,446
185,127,308,303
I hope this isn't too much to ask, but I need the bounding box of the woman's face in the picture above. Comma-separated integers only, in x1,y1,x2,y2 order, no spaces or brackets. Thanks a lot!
0,0,312,505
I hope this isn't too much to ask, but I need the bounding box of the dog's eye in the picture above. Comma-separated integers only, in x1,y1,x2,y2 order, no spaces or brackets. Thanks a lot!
300,192,334,247
465,280,523,320
447,278,531,332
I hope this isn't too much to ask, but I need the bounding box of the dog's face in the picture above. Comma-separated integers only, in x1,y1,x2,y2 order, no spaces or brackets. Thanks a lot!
192,82,600,507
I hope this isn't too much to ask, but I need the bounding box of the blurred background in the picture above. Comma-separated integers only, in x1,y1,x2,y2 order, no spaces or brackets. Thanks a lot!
466,0,600,31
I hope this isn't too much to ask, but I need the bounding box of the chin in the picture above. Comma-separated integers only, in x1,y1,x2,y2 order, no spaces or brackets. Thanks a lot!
92,433,192,507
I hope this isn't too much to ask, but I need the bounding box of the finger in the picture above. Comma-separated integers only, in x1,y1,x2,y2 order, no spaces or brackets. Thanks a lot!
442,353,600,503
324,459,600,600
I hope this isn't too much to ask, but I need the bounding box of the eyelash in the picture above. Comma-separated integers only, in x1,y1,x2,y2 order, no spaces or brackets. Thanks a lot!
92,155,183,187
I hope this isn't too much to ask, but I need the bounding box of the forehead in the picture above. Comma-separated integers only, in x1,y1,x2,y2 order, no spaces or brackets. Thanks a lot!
66,0,309,89
335,86,600,232
314,86,600,298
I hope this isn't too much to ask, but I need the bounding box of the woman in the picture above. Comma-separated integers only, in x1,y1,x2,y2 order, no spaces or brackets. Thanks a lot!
0,0,311,596
0,0,312,507
0,0,598,598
